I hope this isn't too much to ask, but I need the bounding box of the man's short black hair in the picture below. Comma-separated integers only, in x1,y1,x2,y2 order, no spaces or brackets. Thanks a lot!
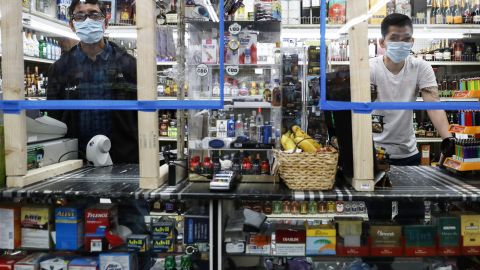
381,13,413,38
68,0,106,18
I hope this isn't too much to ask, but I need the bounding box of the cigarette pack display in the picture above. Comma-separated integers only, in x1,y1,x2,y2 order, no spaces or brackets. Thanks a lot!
201,39,217,64
327,0,346,24
68,258,98,270
369,224,403,256
39,257,71,270
99,253,137,270
306,225,336,256
275,229,306,256
85,204,118,252
21,206,53,249
14,253,48,270
434,215,461,256
127,235,150,253
184,214,209,244
0,257,25,270
55,207,84,250
0,205,21,250
369,0,387,24
404,225,437,256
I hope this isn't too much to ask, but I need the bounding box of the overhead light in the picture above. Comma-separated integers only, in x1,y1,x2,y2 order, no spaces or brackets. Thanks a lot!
23,12,79,40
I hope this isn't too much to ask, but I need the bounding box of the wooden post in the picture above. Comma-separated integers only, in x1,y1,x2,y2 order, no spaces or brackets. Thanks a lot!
137,0,161,189
1,0,28,178
347,0,375,191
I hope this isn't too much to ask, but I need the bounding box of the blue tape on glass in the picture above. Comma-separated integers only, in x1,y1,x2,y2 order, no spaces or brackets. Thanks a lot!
318,0,480,112
0,100,224,114
1,0,226,114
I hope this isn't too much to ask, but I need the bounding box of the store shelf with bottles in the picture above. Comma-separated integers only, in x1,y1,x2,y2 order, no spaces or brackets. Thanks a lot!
330,60,480,66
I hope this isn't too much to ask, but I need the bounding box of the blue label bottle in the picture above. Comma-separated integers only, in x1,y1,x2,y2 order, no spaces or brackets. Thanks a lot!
227,114,235,137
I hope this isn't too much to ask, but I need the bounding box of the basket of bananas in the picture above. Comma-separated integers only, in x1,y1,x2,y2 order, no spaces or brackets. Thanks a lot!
274,125,338,190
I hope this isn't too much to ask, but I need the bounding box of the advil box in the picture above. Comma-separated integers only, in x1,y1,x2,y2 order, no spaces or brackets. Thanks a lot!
0,205,21,250
85,204,118,252
14,253,49,270
0,256,25,270
55,207,84,250
68,258,98,270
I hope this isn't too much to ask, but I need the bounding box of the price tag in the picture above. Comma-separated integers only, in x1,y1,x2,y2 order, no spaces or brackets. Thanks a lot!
226,65,240,76
228,23,242,35
196,64,209,77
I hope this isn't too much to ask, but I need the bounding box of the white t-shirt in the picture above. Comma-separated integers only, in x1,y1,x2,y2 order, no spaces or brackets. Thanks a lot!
370,56,437,159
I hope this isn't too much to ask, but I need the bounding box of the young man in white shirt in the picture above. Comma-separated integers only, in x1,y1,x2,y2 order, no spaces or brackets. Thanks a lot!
370,13,450,166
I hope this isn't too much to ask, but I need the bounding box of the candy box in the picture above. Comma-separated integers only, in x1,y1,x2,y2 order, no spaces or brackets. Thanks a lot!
99,253,137,270
127,235,150,253
306,224,336,256
85,204,118,252
21,206,53,249
55,207,84,250
0,205,21,250
39,257,71,270
0,256,25,270
14,253,48,270
274,228,306,256
68,258,98,270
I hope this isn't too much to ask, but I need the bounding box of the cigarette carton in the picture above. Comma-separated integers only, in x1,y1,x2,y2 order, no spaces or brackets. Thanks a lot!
404,225,437,256
14,253,48,270
39,257,71,270
275,229,306,256
434,215,460,256
21,206,52,249
306,225,336,255
370,224,403,256
0,205,21,250
55,207,84,250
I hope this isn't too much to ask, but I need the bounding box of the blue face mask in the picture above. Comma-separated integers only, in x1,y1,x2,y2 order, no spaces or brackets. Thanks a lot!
386,41,413,63
73,18,104,44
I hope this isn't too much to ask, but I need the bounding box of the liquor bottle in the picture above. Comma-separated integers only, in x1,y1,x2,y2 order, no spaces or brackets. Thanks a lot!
46,38,53,60
271,80,282,106
38,35,46,59
23,31,28,56
413,112,418,133
454,0,463,23
239,82,249,96
431,0,438,24
255,108,264,141
476,45,480,61
445,0,454,23
434,41,444,61
463,0,473,22
368,39,376,58
258,81,265,96
235,114,244,137
263,83,272,102
212,76,220,97
250,81,258,96
166,0,178,25
227,114,235,137
387,0,395,15
249,111,257,141
453,40,464,61
32,34,39,58
231,79,239,96
436,0,444,23
443,39,452,60
209,111,218,137
474,0,480,23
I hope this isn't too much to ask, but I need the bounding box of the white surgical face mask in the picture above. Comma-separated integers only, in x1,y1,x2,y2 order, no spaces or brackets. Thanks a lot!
73,18,105,44
385,41,413,63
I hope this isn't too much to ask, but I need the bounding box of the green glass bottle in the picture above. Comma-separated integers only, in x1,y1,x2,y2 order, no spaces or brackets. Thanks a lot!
39,35,46,59
165,256,176,270
180,255,192,270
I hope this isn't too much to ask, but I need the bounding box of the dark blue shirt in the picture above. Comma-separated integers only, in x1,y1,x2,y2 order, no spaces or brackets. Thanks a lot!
73,42,113,147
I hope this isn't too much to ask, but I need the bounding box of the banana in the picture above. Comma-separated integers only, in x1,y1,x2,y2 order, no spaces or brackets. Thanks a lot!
281,135,297,151
293,137,318,153
293,127,323,150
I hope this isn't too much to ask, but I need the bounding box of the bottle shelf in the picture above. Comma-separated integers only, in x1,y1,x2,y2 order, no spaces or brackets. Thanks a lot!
416,137,443,143
0,54,56,64
265,213,368,220
449,124,480,134
187,63,282,69
443,157,480,172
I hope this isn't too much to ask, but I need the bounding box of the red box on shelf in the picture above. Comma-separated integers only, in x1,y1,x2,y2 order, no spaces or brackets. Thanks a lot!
369,225,403,257
404,246,437,257
438,246,461,256
84,204,118,252
462,235,480,255
336,243,369,257
0,256,24,270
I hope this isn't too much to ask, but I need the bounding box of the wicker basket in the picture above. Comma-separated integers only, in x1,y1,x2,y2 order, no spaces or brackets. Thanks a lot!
274,148,339,190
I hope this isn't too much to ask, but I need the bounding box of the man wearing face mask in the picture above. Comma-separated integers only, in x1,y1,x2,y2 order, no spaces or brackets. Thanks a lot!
47,0,139,164
370,13,450,166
